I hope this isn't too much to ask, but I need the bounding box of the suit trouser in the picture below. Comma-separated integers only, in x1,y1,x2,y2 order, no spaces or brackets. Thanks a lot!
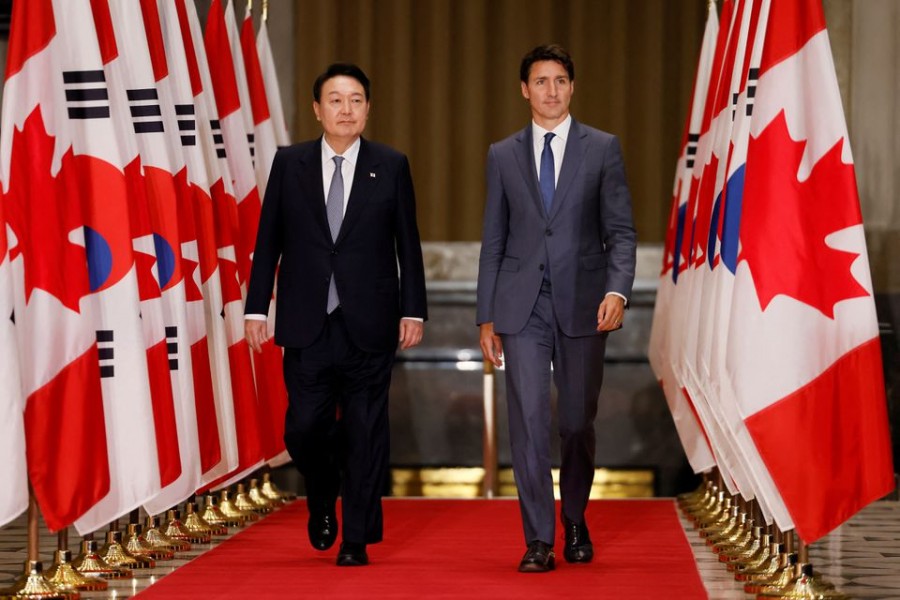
501,283,606,546
282,309,395,545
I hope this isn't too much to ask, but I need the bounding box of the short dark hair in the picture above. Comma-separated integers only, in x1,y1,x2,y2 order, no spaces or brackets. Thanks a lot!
519,44,575,83
313,63,371,102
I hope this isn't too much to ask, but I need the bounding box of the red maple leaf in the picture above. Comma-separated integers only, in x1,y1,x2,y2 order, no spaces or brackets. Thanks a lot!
5,108,92,312
739,111,869,318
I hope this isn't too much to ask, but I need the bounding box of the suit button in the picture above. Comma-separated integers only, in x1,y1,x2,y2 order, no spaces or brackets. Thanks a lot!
331,250,338,255
539,264,545,271
545,229,552,236
324,276,330,282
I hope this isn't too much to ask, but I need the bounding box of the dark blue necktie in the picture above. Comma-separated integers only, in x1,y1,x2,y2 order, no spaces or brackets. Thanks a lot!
539,132,556,215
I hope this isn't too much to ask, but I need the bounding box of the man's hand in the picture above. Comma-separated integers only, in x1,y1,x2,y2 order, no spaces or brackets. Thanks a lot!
398,318,424,350
596,294,625,332
245,319,269,353
479,322,503,368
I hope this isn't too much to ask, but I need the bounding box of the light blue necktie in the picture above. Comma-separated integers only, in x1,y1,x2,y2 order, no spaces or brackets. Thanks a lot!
326,155,344,313
539,132,556,215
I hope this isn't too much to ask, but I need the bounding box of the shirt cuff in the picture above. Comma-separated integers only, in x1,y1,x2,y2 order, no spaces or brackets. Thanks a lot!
605,291,628,307
402,317,424,322
245,314,268,321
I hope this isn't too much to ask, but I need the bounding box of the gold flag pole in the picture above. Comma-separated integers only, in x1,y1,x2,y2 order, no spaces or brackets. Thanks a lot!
0,487,75,599
262,0,268,23
482,360,498,498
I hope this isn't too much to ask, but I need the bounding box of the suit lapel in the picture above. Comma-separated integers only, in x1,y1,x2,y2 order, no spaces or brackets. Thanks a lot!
548,118,588,222
513,124,546,218
335,137,381,245
294,138,330,236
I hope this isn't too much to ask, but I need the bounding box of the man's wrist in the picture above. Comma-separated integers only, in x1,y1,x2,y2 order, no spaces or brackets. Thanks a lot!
604,292,628,307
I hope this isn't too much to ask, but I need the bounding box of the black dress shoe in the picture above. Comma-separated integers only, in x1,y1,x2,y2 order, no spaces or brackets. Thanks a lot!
336,542,368,566
518,540,555,573
562,516,593,563
308,511,338,551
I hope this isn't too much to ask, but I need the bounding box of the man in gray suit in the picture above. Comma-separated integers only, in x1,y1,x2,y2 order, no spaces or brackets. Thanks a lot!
476,44,636,573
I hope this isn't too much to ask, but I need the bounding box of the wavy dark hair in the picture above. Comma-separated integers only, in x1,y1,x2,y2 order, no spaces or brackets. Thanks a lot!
519,44,575,83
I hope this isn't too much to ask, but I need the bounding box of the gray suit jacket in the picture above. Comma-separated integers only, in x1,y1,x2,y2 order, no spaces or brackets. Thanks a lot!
476,119,637,337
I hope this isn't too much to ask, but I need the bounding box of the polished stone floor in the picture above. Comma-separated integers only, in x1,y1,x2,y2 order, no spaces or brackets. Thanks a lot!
1,496,899,598
685,500,900,600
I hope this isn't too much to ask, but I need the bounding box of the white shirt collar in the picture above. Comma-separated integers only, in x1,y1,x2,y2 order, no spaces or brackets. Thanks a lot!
532,114,572,146
322,136,361,166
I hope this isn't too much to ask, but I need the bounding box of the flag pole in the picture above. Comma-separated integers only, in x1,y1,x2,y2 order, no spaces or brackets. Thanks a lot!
262,0,268,23
482,360,498,498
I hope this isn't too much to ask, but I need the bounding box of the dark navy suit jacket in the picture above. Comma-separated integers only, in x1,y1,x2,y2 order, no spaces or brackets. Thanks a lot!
245,137,427,353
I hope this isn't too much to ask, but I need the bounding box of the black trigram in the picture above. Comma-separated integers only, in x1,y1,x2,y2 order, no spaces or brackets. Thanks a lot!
686,133,699,169
746,68,759,117
166,326,179,371
63,70,111,120
127,88,164,134
247,133,256,168
175,104,197,147
211,120,226,158
97,329,115,378
732,91,739,121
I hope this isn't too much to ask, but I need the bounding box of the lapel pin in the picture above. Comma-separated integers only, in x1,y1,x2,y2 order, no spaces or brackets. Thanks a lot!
369,172,376,178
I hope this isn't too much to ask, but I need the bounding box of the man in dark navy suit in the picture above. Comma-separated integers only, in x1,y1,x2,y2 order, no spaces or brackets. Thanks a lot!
245,63,427,567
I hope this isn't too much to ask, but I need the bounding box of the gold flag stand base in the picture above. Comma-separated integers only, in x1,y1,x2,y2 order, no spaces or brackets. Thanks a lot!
219,490,257,523
0,561,76,600
145,516,190,552
99,530,154,570
45,551,107,593
756,563,847,599
248,479,277,511
124,524,174,561
72,540,131,580
261,472,295,501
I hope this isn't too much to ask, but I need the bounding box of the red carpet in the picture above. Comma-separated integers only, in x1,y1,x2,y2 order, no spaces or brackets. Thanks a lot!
135,499,706,599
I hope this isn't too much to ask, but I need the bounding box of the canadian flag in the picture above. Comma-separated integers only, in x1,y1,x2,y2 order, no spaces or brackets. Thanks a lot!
1,0,111,532
97,0,210,516
140,0,224,489
0,172,28,528
668,0,750,497
58,0,164,535
194,0,267,486
648,0,718,476
166,0,244,484
681,0,791,526
236,1,290,467
724,0,894,542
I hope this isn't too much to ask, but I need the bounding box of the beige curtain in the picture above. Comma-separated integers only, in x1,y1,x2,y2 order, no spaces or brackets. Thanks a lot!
291,0,708,242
